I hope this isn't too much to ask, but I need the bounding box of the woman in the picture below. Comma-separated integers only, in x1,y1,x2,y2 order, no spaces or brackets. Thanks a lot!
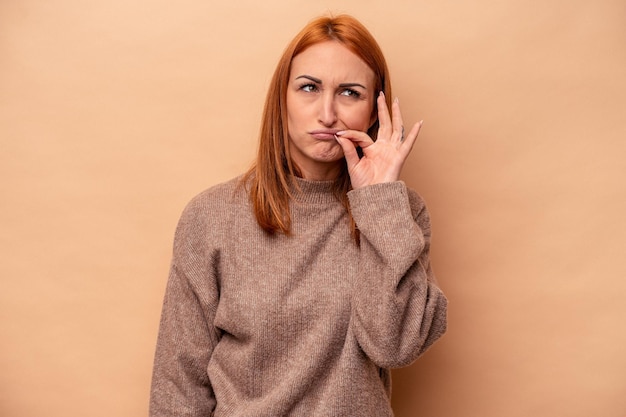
150,14,447,417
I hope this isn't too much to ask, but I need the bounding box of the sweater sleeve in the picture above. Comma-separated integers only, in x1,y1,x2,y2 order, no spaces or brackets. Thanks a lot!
149,196,221,417
347,181,447,368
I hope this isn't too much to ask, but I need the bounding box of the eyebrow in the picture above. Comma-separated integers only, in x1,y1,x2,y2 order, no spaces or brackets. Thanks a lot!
295,75,367,90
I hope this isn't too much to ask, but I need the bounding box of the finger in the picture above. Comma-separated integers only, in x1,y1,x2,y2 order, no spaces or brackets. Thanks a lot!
400,120,423,155
376,92,392,141
391,97,405,143
335,129,375,149
334,134,360,168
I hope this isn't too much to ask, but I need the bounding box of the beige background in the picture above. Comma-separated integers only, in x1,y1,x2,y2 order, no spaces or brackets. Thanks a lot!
1,0,625,416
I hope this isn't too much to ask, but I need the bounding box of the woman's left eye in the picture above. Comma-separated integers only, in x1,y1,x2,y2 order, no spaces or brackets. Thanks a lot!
340,89,361,98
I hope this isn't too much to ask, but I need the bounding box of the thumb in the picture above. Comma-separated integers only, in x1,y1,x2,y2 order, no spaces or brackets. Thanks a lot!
334,134,360,169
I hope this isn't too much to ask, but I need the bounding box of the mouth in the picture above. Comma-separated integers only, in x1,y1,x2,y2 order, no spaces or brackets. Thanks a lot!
309,129,342,141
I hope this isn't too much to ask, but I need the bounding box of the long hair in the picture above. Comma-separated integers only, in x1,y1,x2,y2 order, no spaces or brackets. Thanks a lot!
242,14,393,240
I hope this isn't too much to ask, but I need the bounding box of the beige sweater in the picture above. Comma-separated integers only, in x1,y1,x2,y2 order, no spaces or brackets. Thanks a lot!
150,176,447,417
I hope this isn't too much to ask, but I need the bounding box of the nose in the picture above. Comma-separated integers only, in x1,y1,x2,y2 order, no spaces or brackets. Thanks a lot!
318,92,337,127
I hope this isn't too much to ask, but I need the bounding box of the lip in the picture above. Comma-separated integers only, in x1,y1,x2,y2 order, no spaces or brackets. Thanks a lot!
309,129,342,140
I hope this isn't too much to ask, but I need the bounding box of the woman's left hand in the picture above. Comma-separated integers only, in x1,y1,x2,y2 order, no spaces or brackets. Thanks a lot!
334,92,422,189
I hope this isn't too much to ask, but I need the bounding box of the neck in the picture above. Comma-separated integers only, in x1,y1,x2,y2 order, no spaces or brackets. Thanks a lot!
295,162,342,181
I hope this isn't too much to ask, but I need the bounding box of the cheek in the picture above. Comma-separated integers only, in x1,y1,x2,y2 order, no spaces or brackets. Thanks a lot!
286,97,310,125
341,103,375,130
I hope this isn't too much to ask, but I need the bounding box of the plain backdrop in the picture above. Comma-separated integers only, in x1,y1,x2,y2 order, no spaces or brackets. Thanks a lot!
1,0,625,416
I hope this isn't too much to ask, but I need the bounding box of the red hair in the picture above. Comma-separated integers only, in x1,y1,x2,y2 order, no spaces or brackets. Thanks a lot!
242,15,393,240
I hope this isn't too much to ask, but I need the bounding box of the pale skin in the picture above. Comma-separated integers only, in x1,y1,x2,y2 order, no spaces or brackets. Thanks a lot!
286,41,422,188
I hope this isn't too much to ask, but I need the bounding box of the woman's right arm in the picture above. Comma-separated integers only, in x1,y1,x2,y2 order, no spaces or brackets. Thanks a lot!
149,197,221,417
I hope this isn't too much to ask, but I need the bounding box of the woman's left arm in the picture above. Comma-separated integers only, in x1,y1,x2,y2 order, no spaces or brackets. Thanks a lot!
347,182,447,368
336,92,447,368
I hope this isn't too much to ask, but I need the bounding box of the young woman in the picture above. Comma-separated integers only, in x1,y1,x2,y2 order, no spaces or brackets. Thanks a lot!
150,14,447,417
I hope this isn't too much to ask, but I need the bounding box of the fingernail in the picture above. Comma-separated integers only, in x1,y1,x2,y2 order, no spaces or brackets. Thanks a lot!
335,131,345,136
379,91,385,97
394,97,399,103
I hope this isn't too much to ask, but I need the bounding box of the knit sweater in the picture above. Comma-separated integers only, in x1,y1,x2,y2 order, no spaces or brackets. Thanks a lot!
149,176,447,417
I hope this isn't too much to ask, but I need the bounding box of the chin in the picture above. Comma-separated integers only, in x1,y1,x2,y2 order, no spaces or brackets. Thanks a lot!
314,148,345,163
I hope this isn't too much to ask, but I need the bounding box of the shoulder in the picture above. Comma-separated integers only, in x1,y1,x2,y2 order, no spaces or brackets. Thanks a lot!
180,176,248,220
185,176,247,210
174,176,249,248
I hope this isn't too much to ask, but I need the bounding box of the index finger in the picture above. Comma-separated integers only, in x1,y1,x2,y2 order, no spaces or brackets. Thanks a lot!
376,92,392,141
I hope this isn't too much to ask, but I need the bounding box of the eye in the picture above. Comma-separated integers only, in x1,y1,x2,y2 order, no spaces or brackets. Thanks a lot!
340,88,361,98
299,83,318,93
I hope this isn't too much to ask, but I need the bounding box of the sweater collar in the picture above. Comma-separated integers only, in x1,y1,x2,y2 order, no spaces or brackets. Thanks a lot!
290,176,339,205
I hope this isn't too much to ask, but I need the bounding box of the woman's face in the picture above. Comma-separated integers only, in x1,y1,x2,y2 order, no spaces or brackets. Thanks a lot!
286,41,376,180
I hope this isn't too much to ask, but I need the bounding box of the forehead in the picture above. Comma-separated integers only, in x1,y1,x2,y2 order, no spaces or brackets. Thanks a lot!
290,41,375,83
